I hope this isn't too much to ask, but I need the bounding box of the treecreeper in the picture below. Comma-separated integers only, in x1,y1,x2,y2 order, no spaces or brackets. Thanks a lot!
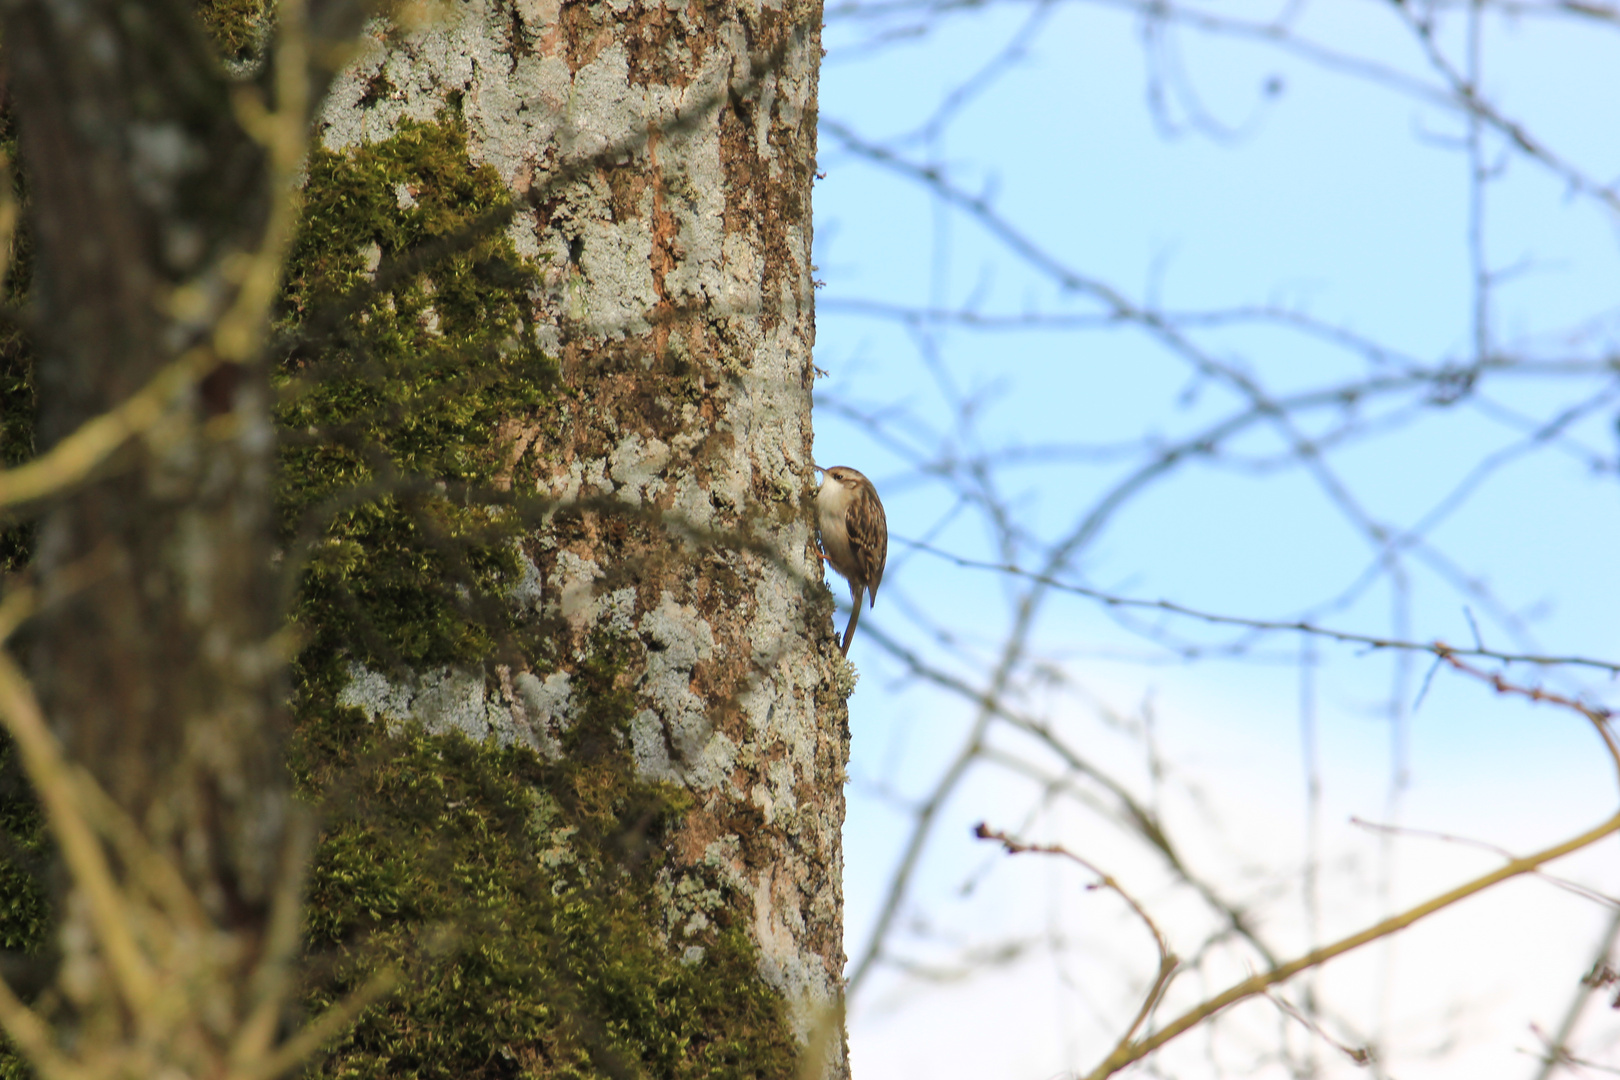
815,465,889,656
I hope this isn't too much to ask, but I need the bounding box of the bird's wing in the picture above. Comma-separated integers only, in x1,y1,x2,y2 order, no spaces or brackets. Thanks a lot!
848,485,888,607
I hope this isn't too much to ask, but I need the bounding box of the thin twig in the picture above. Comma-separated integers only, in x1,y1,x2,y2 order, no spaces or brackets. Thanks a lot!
0,651,154,1011
1265,990,1372,1067
899,536,1620,673
1530,908,1620,1080
975,823,1179,1050
229,968,399,1080
1437,650,1620,787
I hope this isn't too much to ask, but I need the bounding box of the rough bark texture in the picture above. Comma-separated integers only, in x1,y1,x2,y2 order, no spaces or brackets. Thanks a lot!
309,0,848,1073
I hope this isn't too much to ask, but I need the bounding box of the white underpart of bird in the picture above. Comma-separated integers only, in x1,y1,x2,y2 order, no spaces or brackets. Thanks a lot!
814,464,888,656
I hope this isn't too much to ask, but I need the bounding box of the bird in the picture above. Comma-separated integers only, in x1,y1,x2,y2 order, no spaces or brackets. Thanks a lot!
814,464,888,656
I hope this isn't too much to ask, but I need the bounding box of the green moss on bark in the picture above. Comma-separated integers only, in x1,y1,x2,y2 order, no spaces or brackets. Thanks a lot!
0,108,36,568
193,0,269,65
290,642,795,1080
277,115,555,672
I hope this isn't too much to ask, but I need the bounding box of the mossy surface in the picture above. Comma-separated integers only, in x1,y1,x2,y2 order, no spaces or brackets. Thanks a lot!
290,646,796,1080
280,115,799,1079
0,108,36,569
193,0,270,65
277,115,555,674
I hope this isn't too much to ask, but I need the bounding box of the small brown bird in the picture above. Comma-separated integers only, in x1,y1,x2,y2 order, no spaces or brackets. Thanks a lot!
814,464,888,656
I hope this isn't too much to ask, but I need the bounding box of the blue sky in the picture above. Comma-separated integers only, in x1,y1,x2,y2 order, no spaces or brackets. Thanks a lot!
810,2,1620,1076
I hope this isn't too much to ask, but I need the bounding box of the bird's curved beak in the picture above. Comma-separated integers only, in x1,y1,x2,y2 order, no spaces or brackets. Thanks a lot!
811,462,827,475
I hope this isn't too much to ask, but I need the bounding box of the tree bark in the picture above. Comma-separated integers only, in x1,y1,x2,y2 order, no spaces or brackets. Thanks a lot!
313,0,847,1073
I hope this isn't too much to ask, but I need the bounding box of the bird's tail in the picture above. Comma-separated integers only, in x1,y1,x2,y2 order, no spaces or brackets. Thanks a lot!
840,586,865,656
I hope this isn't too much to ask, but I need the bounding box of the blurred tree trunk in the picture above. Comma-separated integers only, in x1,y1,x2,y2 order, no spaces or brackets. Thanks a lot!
0,0,290,990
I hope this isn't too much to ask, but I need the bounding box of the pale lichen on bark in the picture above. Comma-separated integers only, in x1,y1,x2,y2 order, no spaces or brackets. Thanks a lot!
318,0,846,1071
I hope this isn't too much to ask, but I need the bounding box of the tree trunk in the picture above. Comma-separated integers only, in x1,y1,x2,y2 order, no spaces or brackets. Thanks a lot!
1,0,290,1005
294,0,848,1075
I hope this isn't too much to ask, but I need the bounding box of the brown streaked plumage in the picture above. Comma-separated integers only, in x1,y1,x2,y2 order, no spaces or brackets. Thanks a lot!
814,464,888,656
